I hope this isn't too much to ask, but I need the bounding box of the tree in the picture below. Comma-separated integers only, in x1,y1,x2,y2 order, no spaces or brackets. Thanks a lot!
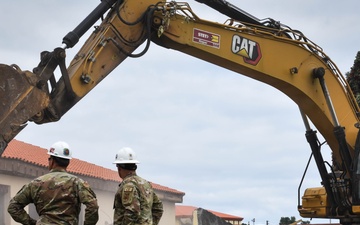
279,216,296,225
346,51,360,106
279,217,310,225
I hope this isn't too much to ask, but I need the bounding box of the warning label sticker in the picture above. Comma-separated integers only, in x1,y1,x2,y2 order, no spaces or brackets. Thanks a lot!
193,28,220,49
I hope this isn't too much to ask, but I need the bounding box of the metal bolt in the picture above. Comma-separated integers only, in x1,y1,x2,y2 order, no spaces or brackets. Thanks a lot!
290,67,298,75
80,74,92,84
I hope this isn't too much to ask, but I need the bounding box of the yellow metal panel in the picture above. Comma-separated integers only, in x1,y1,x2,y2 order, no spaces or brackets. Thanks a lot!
299,187,328,218
352,205,360,214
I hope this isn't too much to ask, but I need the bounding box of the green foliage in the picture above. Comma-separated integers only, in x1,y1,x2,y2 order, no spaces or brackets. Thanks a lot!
279,217,310,225
279,216,296,225
346,51,360,106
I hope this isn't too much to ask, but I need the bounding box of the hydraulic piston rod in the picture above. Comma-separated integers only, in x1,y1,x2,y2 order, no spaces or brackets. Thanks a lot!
313,67,353,180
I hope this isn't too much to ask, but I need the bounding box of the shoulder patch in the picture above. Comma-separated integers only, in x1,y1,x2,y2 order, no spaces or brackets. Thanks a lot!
122,186,135,205
124,187,133,192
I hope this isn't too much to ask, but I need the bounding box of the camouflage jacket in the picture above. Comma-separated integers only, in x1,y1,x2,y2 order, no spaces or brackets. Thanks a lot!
8,168,99,225
113,173,163,225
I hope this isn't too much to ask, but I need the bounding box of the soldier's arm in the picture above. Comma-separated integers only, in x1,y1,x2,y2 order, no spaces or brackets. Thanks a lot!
78,180,99,225
7,185,37,225
152,192,164,225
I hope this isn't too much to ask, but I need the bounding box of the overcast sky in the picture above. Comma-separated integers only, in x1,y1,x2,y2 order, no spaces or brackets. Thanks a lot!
1,1,360,224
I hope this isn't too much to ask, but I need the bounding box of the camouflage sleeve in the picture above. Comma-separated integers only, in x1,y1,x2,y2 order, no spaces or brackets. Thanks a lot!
151,192,164,225
7,184,37,225
122,183,141,225
77,179,99,225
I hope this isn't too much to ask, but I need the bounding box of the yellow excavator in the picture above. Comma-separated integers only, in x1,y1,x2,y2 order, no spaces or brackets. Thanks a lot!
1,0,360,224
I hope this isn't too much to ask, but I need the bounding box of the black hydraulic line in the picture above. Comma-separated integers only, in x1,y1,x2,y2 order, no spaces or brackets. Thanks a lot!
62,0,118,48
299,109,338,212
305,129,337,211
297,152,312,209
194,0,263,26
334,126,354,178
352,129,360,205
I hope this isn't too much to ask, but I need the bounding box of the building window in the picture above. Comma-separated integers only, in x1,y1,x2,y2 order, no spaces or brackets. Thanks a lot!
0,184,10,225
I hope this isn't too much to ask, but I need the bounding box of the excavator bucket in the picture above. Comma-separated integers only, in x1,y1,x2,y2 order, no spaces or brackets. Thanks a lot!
0,64,49,155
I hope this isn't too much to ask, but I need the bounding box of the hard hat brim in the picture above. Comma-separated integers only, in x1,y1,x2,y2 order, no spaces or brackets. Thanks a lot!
113,160,140,164
48,152,72,159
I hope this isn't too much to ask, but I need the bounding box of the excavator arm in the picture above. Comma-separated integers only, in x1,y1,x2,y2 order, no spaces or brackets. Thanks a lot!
0,0,149,149
1,0,360,223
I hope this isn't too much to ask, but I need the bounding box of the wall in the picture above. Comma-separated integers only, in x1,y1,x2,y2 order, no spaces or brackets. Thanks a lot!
160,199,176,225
0,173,32,225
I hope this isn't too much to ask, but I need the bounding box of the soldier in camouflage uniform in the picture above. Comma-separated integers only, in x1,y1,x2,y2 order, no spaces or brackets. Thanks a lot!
7,141,99,225
113,147,163,225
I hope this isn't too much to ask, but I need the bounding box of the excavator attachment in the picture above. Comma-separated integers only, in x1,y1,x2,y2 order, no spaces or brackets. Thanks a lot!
0,64,49,154
0,0,153,156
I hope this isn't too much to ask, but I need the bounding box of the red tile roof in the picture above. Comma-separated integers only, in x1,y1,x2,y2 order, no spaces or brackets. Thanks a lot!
2,139,184,195
176,205,243,221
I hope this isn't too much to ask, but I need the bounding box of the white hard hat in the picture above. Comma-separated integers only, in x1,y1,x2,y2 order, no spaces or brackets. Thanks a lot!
113,147,139,164
48,141,72,159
